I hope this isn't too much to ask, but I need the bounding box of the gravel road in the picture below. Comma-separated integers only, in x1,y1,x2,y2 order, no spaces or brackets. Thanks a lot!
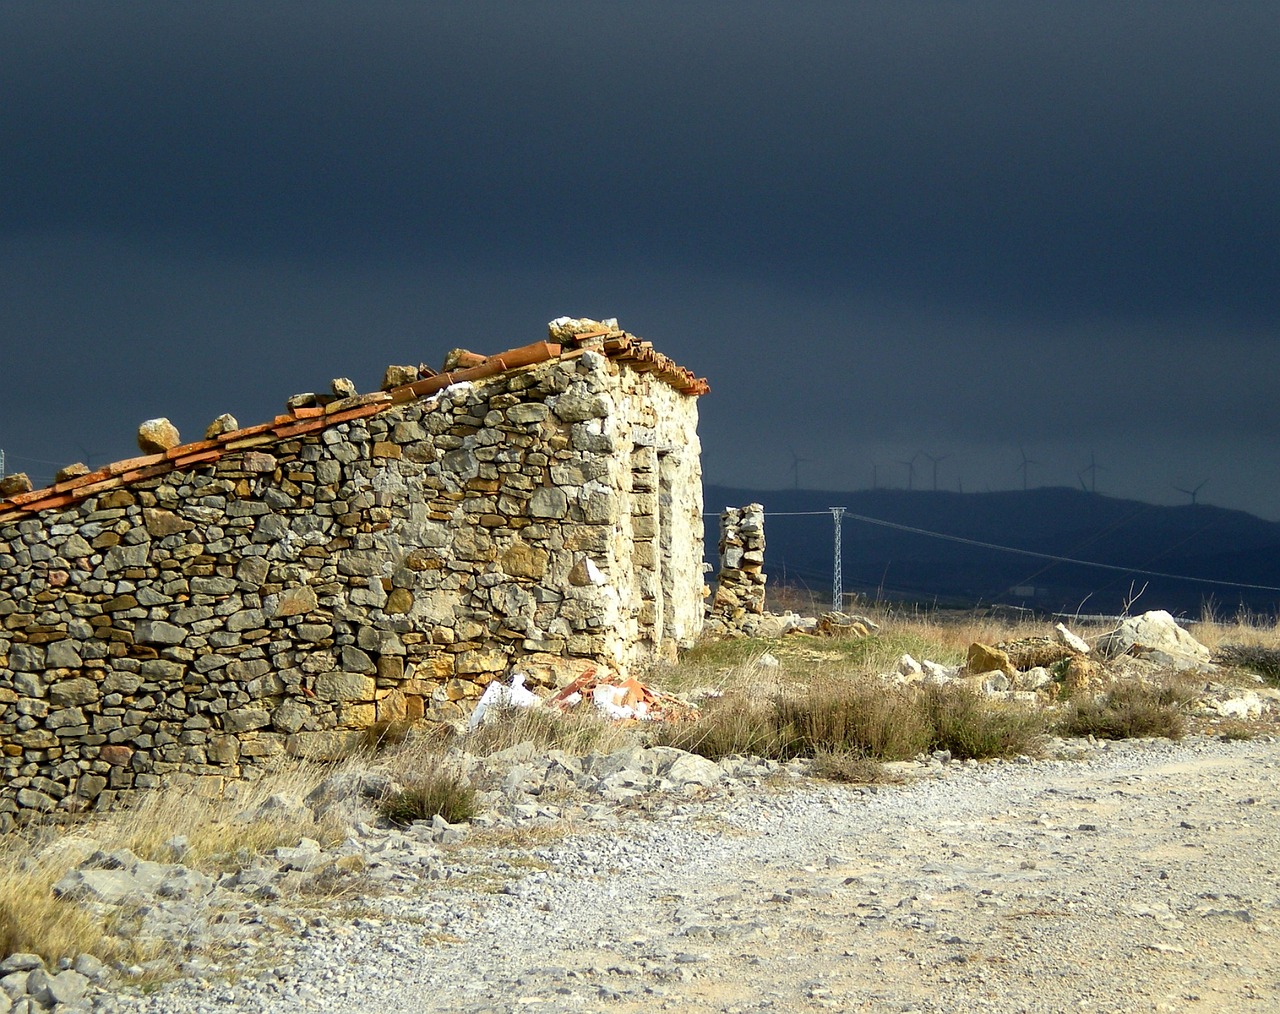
99,735,1280,1014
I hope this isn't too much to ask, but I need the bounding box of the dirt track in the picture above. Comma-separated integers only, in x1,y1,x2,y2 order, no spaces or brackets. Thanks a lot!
100,735,1280,1014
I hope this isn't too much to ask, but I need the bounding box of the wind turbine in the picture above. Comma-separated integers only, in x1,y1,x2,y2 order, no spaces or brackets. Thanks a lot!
788,449,809,490
923,452,950,491
1173,479,1208,505
1016,447,1037,491
870,461,879,490
1079,451,1104,493
898,453,919,491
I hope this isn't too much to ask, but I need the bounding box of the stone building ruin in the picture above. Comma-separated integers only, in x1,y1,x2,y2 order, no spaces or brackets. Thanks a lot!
0,318,708,828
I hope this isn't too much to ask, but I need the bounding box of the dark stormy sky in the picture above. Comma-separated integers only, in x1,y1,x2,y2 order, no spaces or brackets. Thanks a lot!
4,3,1279,520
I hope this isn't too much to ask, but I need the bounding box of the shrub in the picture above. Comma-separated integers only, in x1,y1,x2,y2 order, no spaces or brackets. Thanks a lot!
652,694,787,761
378,766,477,827
809,748,886,783
920,683,1047,760
1055,683,1186,740
1215,719,1258,742
656,675,1044,767
1215,644,1280,686
776,678,933,761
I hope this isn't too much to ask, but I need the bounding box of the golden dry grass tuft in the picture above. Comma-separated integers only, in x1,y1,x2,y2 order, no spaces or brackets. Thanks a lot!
0,757,358,967
463,704,637,757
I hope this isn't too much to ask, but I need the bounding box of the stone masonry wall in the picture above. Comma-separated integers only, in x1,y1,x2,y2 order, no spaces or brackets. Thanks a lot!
703,504,766,637
0,349,703,829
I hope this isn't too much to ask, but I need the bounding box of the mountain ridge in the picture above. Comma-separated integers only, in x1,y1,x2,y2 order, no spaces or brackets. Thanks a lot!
703,484,1280,617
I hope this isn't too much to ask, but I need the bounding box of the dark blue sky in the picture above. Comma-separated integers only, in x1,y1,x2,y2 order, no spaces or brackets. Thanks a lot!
4,3,1279,516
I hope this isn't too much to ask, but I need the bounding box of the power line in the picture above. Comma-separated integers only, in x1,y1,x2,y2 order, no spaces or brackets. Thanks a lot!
703,507,1280,594
839,510,1280,593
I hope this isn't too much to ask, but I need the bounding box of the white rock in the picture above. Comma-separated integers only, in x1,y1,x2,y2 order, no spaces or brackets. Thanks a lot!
1054,622,1091,654
1094,610,1212,671
920,660,957,681
896,654,923,677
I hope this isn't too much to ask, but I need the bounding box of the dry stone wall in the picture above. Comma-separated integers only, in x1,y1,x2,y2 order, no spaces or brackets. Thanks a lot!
0,348,703,829
704,504,766,637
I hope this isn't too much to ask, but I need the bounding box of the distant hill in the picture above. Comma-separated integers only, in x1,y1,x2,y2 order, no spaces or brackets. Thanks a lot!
703,485,1280,618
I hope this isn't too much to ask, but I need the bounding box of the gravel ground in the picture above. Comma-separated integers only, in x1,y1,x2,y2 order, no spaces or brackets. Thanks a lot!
97,735,1280,1014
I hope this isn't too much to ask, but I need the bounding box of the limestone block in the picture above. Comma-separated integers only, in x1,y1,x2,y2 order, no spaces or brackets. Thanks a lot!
264,586,317,618
47,707,87,730
50,678,98,708
376,689,408,723
99,745,134,766
60,534,93,559
501,541,548,579
385,588,413,614
285,731,364,761
452,526,492,560
580,485,617,523
204,413,239,438
8,643,46,672
335,702,376,727
507,403,549,425
137,418,180,453
0,472,33,496
243,451,278,473
967,643,1016,678
271,700,312,734
131,620,185,647
568,555,607,587
340,645,376,674
382,364,419,390
455,646,508,675
314,671,377,701
103,543,149,571
207,736,241,764
530,487,569,519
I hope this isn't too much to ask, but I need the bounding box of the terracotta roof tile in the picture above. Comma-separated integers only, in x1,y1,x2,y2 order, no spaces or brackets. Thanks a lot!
1,328,705,522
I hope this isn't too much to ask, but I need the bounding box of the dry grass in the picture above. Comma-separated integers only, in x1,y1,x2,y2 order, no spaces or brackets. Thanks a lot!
652,693,787,760
919,683,1047,760
105,763,347,871
1213,644,1280,685
655,672,1044,764
0,845,119,965
1213,719,1259,742
1054,682,1187,740
776,677,934,760
809,749,888,784
378,763,477,827
0,757,358,967
463,704,636,757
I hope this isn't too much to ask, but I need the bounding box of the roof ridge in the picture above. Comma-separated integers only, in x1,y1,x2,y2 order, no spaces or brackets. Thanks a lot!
1,332,707,523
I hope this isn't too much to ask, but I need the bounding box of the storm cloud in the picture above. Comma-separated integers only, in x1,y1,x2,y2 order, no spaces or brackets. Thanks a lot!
3,3,1278,516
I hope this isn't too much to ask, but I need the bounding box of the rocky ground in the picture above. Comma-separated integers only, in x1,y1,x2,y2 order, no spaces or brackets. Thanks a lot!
14,730,1269,1014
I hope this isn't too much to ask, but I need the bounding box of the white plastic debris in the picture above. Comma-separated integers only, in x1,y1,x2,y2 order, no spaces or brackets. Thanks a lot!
468,672,540,729
591,684,650,721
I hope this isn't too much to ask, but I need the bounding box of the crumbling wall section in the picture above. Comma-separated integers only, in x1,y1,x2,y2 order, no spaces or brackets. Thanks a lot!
703,503,766,637
610,365,705,660
0,350,703,828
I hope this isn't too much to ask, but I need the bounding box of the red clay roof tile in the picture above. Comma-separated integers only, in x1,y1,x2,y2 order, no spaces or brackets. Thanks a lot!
1,329,705,522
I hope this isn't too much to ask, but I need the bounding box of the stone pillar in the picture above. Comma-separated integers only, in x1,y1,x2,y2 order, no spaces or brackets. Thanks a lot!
705,503,766,636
